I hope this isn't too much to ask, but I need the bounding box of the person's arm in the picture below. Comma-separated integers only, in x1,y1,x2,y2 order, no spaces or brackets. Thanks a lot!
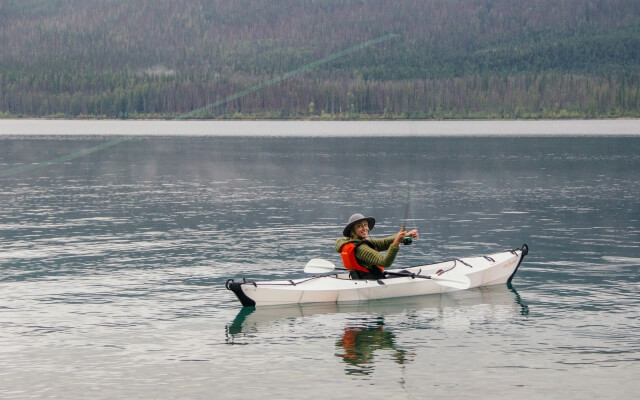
356,237,400,268
370,226,415,250
358,226,419,268
368,235,396,251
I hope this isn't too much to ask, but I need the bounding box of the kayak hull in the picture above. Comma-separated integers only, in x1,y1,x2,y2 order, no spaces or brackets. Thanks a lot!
227,244,528,307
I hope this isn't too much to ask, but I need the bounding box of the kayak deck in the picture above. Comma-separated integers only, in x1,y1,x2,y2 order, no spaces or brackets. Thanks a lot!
227,244,528,307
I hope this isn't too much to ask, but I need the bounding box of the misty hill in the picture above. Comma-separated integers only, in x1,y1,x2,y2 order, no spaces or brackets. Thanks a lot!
1,0,639,119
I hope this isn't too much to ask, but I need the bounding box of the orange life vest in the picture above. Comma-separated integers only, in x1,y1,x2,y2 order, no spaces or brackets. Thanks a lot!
339,241,384,274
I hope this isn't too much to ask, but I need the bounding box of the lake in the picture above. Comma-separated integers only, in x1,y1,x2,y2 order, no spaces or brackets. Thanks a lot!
1,120,639,399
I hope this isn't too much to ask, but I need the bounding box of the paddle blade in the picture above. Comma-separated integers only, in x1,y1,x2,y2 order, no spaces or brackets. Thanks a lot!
304,258,337,274
432,274,471,290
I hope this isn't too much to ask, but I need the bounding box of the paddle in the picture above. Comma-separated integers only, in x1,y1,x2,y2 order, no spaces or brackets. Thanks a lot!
384,270,470,289
303,259,470,289
304,258,339,274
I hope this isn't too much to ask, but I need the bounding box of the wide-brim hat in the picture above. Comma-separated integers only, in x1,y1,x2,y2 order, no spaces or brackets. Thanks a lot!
343,213,375,237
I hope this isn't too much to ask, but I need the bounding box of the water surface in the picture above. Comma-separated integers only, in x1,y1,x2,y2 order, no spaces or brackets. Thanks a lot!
1,122,639,399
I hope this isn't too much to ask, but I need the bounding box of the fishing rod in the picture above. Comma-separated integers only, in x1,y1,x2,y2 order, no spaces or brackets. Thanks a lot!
401,181,413,245
400,141,419,246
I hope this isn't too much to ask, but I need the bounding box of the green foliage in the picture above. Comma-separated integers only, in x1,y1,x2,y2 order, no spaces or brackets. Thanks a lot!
1,0,639,119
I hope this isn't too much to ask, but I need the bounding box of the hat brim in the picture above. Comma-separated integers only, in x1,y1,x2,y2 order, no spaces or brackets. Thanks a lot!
343,217,375,237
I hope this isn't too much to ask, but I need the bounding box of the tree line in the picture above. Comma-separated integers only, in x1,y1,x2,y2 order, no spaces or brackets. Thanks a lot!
1,0,639,119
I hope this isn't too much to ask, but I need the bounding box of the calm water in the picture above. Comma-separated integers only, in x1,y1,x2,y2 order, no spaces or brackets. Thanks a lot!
1,122,639,399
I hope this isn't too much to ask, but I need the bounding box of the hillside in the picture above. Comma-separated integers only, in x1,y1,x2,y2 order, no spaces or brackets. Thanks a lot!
1,0,639,119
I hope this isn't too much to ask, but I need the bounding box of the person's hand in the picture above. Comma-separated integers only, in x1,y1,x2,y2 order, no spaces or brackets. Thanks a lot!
393,228,419,246
393,228,407,246
406,229,419,239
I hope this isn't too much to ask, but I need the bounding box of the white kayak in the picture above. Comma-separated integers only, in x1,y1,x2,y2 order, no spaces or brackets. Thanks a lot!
226,244,528,307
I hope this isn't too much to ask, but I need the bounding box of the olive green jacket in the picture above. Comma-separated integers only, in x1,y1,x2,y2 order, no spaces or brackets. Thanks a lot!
335,235,400,269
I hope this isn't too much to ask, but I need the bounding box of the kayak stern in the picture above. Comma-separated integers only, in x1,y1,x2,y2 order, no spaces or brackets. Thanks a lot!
226,279,256,307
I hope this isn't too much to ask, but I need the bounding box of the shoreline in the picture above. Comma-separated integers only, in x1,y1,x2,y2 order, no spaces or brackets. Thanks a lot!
2,119,640,137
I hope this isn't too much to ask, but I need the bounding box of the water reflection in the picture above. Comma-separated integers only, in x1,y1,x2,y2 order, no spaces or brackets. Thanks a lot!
226,285,529,376
336,316,407,376
509,282,529,315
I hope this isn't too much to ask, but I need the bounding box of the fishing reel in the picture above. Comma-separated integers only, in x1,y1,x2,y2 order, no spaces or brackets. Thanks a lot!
403,236,413,245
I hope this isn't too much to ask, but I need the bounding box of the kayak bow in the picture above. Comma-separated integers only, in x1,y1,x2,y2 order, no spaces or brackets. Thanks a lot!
227,244,528,308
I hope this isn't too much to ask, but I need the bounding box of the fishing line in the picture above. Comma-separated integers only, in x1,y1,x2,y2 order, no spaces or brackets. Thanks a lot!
0,34,400,178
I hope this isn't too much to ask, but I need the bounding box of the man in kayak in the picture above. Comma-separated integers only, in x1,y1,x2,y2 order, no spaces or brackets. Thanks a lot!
335,213,419,280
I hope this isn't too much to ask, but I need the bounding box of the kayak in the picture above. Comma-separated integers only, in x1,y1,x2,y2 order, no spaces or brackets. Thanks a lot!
226,244,528,308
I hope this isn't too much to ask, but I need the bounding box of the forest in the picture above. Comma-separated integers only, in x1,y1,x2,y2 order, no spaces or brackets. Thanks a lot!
1,0,639,119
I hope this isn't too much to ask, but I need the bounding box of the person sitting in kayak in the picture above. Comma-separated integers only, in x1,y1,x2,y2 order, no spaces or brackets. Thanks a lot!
335,213,419,280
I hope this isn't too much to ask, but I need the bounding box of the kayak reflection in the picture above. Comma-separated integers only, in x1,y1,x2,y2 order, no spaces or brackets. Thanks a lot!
226,285,528,344
336,316,407,376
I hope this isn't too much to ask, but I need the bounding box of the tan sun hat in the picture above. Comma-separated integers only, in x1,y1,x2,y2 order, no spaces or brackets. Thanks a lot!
342,213,376,237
